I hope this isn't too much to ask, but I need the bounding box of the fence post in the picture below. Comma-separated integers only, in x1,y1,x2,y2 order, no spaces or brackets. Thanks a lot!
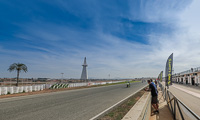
176,101,184,120
165,87,166,101
174,98,176,119
167,91,174,115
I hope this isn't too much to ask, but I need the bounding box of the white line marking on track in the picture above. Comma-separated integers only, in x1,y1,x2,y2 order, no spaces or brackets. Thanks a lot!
89,85,148,120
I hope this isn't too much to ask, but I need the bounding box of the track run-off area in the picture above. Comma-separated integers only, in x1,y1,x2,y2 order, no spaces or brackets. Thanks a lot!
0,82,146,120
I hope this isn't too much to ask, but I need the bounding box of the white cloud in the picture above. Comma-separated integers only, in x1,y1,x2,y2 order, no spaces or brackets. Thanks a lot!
146,0,200,74
129,0,191,23
1,0,200,79
179,0,200,36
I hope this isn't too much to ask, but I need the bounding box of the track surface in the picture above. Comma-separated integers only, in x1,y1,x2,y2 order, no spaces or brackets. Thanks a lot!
0,82,146,120
168,84,200,117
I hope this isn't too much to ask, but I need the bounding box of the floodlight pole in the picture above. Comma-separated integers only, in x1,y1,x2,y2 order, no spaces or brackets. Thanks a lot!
61,73,64,83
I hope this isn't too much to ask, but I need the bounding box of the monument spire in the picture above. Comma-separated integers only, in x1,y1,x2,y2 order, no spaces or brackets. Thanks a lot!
81,57,88,80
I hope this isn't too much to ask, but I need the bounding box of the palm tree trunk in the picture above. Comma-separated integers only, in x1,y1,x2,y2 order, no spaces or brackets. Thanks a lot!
16,70,19,86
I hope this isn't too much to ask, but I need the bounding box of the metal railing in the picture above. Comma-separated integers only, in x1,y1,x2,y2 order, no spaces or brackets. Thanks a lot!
177,67,200,76
159,82,200,120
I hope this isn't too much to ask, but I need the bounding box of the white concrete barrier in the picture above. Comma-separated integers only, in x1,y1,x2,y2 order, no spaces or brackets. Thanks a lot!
28,86,32,92
24,86,28,92
101,82,106,85
62,81,124,89
45,84,52,89
70,83,73,87
37,85,40,91
8,87,14,94
91,83,95,85
36,85,38,91
40,85,43,90
2,87,8,95
32,86,37,91
45,84,48,89
19,86,24,93
14,87,19,93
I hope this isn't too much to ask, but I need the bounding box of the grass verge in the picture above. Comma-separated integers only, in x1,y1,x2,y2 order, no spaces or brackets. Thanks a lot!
98,89,145,120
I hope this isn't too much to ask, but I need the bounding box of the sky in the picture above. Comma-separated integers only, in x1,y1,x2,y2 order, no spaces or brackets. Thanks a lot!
0,0,200,79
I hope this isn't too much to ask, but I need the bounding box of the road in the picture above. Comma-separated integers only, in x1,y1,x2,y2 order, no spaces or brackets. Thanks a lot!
0,82,146,120
168,84,200,117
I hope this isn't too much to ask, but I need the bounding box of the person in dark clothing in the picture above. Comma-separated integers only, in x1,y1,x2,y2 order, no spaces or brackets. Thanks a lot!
155,80,158,88
150,79,157,88
150,79,158,94
145,80,159,113
126,81,130,88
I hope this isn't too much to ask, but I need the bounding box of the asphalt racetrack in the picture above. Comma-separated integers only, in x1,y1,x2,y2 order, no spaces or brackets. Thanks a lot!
0,82,146,120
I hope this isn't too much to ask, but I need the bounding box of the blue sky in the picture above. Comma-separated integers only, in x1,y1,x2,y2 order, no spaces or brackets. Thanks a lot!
0,0,200,79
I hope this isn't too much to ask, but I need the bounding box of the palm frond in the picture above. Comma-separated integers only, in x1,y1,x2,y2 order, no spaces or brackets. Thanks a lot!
8,63,28,72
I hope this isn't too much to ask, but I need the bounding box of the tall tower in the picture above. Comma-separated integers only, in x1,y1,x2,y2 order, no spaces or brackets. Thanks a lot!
81,57,88,80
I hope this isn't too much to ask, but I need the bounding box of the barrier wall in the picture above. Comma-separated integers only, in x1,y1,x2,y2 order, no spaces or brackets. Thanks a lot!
8,87,14,94
45,84,52,89
0,85,44,95
40,85,43,90
28,86,32,92
37,85,40,91
14,87,19,93
68,81,124,88
0,84,51,95
19,86,23,93
1,87,8,95
32,86,37,91
122,92,151,120
2,87,8,95
24,86,28,92
0,81,125,96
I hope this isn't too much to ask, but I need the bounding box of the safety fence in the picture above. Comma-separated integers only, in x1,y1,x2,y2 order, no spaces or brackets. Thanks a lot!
159,82,200,120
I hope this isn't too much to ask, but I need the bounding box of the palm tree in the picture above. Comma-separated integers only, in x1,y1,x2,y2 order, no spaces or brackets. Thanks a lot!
8,63,28,86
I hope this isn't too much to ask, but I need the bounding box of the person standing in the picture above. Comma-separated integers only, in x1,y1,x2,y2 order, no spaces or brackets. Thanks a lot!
150,79,157,88
155,80,158,88
150,79,158,94
146,80,159,113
